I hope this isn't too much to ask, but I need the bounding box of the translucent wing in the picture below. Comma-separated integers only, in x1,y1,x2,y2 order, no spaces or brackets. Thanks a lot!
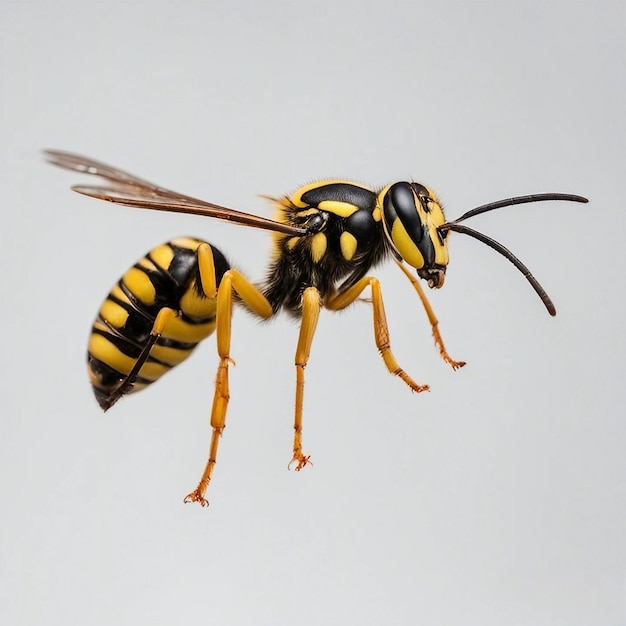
44,149,309,236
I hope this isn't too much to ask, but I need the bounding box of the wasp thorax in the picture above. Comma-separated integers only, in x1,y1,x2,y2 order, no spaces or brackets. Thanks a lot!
380,181,449,280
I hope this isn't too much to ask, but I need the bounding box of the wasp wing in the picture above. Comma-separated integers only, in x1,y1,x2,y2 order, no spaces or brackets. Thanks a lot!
44,149,160,191
71,184,308,236
44,149,308,236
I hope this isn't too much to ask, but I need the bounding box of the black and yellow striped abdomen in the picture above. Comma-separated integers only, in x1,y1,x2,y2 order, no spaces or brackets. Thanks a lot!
88,237,230,409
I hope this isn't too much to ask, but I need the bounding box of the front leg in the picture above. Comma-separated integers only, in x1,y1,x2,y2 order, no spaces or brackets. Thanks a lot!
326,277,429,393
395,260,465,370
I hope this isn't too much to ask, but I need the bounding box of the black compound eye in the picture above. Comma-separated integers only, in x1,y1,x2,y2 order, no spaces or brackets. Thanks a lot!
390,182,418,217
384,182,424,243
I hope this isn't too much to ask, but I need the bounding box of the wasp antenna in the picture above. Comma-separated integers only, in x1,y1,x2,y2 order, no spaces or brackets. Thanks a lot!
439,222,556,316
451,193,588,225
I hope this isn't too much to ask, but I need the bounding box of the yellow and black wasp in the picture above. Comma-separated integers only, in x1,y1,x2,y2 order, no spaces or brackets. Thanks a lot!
45,149,588,506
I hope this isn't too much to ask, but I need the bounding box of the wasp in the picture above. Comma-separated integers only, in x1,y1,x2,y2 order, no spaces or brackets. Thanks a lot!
45,149,588,506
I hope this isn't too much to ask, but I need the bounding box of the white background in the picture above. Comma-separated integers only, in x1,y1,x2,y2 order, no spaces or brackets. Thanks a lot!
1,2,624,624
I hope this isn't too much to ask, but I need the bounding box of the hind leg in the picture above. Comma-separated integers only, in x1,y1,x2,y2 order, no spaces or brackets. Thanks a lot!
184,269,273,506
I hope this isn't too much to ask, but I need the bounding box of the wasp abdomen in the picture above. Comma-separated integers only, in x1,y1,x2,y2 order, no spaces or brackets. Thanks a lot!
87,237,230,409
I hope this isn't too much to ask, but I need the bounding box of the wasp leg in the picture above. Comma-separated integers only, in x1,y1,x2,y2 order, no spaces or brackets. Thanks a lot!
288,287,322,471
100,307,179,412
184,268,273,507
395,261,465,370
326,277,429,393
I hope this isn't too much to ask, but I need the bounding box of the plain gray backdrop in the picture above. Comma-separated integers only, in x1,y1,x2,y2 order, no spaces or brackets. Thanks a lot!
1,1,624,624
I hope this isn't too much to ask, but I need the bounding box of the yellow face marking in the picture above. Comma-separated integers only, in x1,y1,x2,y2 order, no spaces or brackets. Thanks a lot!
418,190,448,267
122,267,156,305
310,232,327,263
317,200,359,218
340,231,358,261
428,221,449,266
100,299,129,329
424,187,443,210
149,243,176,270
372,207,382,222
391,220,425,269
423,193,446,227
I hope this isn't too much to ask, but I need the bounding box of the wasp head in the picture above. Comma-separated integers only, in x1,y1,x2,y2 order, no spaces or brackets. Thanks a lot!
380,181,449,288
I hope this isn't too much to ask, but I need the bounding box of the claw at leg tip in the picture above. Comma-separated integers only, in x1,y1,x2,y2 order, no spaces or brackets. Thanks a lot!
288,454,312,471
184,491,209,507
